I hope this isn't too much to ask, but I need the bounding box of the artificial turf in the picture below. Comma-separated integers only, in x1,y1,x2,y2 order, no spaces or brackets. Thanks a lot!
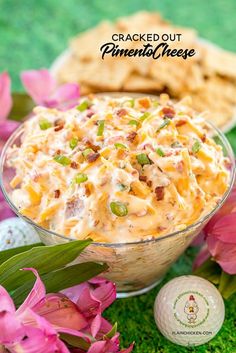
0,1,235,352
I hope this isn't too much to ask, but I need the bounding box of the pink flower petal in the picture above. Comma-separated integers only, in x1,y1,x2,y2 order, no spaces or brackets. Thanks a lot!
32,293,87,331
76,287,101,318
0,72,12,121
207,236,236,274
87,341,106,353
0,120,20,141
50,83,80,110
192,245,211,271
21,69,55,105
205,213,236,244
91,314,102,338
0,286,15,313
0,311,25,344
17,268,46,315
0,198,14,221
119,343,134,353
92,280,116,312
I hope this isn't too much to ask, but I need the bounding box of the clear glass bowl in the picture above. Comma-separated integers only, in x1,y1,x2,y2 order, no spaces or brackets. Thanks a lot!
0,95,235,298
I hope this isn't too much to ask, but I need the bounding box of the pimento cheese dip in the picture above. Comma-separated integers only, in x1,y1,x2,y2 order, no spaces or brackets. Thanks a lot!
7,95,230,243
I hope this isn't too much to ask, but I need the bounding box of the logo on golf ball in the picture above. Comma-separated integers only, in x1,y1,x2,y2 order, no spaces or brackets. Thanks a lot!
173,291,209,328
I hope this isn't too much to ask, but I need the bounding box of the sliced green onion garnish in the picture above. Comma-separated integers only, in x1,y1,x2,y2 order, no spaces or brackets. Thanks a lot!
139,112,150,122
114,143,128,150
128,99,135,108
156,118,171,132
128,119,139,126
39,119,52,130
75,173,88,184
156,148,165,157
97,120,105,136
54,155,71,166
153,100,159,108
110,201,128,217
77,100,90,112
192,140,201,154
82,148,93,158
69,137,79,150
136,153,151,166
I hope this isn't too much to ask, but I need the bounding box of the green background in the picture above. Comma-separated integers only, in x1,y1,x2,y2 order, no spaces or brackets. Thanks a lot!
0,0,235,352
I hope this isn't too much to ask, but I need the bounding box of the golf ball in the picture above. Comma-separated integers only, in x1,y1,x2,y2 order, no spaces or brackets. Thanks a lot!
0,217,40,250
154,275,225,346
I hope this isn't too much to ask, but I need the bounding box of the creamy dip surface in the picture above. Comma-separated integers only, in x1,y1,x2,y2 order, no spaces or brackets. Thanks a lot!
7,94,230,243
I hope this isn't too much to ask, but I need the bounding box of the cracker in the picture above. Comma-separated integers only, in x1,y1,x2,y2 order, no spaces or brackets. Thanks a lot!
203,46,236,79
123,74,163,92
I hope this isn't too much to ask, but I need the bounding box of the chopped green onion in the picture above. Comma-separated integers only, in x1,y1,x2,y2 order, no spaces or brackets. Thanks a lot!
136,153,151,166
139,112,150,122
75,173,88,184
82,148,94,158
77,100,90,112
171,141,182,148
153,100,159,108
128,119,139,127
117,183,128,191
69,137,79,150
156,148,165,157
97,120,105,136
54,155,71,166
156,118,171,132
39,119,52,130
192,140,201,154
128,99,135,108
114,143,128,150
110,201,128,217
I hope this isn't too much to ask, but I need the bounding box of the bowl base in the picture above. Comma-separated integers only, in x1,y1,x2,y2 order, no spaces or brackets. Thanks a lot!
117,278,163,298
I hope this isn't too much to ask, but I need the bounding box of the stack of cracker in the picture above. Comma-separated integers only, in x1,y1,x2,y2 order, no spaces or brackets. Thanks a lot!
54,12,236,130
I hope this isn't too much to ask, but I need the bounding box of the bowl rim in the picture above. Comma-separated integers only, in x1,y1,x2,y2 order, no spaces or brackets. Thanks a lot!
0,94,235,248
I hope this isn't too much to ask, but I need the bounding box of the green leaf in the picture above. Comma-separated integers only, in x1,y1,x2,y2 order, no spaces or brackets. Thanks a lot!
193,258,222,285
0,240,91,291
218,271,236,299
9,93,35,121
12,262,108,307
60,333,91,350
0,243,43,265
104,322,117,339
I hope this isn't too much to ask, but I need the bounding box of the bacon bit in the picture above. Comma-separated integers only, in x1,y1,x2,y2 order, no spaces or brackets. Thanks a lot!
54,125,64,132
126,131,137,143
176,120,186,127
54,189,61,198
70,161,78,169
224,159,232,170
201,134,206,143
139,175,147,182
117,108,128,117
54,119,64,126
86,110,94,118
138,97,151,109
176,161,184,173
155,186,165,201
147,180,152,188
162,106,175,119
83,138,100,152
87,152,100,163
143,143,155,151
55,149,61,155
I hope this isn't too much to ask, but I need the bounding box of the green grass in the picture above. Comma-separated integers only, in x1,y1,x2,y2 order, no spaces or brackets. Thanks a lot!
0,1,235,352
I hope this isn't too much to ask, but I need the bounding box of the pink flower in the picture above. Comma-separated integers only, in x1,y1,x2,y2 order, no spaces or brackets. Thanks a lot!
0,72,12,121
0,269,133,353
0,72,19,221
21,69,80,110
194,184,236,274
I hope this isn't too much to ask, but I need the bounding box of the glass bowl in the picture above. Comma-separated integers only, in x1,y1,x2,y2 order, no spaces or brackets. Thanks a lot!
0,94,235,298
